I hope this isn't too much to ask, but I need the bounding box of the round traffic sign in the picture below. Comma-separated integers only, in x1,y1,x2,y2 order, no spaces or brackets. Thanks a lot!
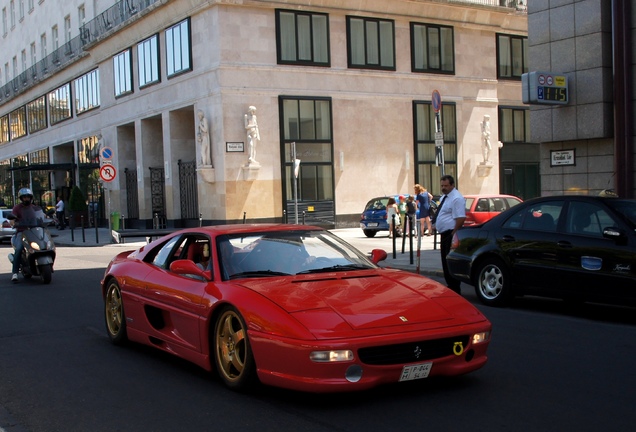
432,90,442,112
100,146,114,160
100,164,117,182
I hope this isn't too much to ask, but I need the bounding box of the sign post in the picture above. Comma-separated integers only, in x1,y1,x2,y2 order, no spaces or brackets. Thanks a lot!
432,90,445,175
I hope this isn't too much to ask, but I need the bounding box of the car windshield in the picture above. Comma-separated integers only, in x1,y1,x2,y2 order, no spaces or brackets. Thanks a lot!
364,198,388,212
217,229,376,280
605,199,636,228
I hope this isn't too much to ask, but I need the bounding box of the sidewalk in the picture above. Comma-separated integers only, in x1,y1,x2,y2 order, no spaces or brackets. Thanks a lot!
48,225,444,277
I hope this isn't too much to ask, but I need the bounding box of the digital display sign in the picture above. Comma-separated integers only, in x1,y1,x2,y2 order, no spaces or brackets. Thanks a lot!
522,71,569,105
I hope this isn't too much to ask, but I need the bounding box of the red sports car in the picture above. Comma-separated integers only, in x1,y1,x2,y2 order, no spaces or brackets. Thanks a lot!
102,224,491,393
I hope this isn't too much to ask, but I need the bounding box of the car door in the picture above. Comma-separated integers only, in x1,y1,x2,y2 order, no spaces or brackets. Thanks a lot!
498,200,565,290
142,235,210,352
557,200,635,302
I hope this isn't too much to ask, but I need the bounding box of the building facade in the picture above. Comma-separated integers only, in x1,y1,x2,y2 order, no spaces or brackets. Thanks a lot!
527,0,634,198
0,0,528,228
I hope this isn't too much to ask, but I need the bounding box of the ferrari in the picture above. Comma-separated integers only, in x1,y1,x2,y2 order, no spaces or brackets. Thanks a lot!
102,224,491,393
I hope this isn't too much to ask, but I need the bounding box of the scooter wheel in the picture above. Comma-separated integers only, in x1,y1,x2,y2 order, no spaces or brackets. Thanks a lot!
40,264,53,284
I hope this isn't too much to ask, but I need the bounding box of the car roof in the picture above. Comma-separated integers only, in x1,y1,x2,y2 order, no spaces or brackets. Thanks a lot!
464,194,522,199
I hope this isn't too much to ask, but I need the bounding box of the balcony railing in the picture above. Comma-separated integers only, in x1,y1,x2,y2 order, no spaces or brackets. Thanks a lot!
0,0,161,106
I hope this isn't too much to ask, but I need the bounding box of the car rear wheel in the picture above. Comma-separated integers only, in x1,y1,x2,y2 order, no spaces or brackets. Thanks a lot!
474,257,511,307
213,306,256,391
105,280,128,345
363,229,377,238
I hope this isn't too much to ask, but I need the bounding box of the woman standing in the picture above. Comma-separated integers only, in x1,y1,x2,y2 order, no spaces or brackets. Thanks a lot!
414,184,433,235
386,197,400,238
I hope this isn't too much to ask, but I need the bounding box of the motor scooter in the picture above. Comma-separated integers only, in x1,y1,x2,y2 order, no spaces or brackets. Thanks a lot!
7,215,56,284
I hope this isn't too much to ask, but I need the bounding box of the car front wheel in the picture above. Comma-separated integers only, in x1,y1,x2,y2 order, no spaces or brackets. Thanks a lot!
213,306,257,391
474,257,511,307
105,280,128,345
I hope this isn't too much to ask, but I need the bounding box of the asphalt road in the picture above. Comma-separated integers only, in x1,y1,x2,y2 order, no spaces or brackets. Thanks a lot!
1,244,636,432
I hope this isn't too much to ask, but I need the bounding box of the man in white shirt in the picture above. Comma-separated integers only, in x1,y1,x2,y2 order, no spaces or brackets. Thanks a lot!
55,197,66,230
432,175,466,293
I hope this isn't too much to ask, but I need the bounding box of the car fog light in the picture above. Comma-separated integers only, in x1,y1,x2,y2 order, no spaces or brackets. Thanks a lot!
472,332,490,345
310,350,354,362
345,365,363,383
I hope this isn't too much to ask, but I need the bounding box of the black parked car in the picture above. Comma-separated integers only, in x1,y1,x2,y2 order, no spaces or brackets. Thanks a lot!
447,195,636,307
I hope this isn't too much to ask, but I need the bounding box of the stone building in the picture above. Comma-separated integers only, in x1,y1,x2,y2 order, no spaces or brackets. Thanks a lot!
527,0,634,198
0,0,528,228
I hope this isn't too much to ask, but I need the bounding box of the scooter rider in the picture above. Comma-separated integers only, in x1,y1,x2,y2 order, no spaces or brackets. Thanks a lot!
11,188,40,282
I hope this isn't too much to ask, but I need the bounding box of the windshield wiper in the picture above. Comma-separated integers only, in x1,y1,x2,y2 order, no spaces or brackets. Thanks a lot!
229,270,291,279
297,264,369,274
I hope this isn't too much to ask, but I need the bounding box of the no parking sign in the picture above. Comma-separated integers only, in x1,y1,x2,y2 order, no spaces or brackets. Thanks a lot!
99,164,117,182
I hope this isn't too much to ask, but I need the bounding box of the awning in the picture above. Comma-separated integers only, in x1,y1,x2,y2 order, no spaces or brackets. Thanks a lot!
8,163,77,172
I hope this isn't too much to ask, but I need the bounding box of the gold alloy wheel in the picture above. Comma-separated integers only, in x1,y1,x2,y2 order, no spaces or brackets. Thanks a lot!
214,308,249,385
105,281,125,342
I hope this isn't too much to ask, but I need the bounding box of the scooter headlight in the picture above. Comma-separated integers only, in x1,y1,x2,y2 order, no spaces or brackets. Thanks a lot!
29,241,41,251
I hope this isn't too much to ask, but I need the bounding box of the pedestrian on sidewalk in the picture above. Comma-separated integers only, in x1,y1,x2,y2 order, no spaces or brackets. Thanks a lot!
414,184,433,235
431,175,466,294
56,197,66,230
386,197,400,238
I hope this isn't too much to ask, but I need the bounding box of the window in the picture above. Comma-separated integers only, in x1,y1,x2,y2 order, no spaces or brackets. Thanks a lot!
40,33,47,59
276,9,329,66
78,4,85,26
566,202,614,237
113,49,133,97
48,83,72,124
499,107,529,143
0,115,9,144
21,50,26,73
64,15,71,44
165,19,191,77
10,1,15,27
413,101,457,196
19,0,24,20
52,25,59,50
2,8,7,35
26,96,47,133
12,56,17,79
138,34,160,87
497,33,527,79
280,96,333,202
504,202,563,232
411,22,454,74
346,16,394,70
74,69,100,114
9,106,27,140
28,0,33,12
30,42,36,66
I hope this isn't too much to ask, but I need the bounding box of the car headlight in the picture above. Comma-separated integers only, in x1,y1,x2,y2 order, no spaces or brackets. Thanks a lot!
472,332,490,345
310,350,354,362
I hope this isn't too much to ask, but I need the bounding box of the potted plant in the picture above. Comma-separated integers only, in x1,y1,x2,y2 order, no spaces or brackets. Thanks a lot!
67,186,88,228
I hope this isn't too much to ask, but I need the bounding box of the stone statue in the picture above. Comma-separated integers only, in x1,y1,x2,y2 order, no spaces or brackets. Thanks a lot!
197,110,212,166
481,114,492,164
244,106,260,165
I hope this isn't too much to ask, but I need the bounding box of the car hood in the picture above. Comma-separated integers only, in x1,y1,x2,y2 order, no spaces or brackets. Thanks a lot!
237,270,486,336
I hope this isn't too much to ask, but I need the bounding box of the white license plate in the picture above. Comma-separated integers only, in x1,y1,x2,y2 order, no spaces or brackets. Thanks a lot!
367,223,378,227
399,362,432,382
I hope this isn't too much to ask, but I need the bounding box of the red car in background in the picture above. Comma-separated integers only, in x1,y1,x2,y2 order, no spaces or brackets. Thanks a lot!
463,194,523,226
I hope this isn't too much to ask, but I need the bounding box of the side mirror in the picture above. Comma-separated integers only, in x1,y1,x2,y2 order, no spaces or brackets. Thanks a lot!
169,259,211,280
370,248,388,264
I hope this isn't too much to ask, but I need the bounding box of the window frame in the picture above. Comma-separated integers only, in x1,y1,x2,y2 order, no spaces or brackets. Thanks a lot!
48,82,72,125
413,101,458,196
138,34,160,88
496,33,528,80
74,69,100,115
165,18,192,78
410,22,455,74
26,95,47,133
275,9,330,67
346,16,395,70
113,48,133,97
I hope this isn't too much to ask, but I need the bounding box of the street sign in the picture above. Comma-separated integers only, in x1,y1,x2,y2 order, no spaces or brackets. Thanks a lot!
99,164,117,182
100,146,114,160
522,71,569,105
432,90,442,112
